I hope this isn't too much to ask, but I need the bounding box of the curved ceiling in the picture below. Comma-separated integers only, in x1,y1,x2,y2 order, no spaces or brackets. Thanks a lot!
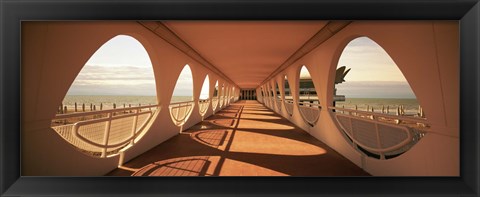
163,21,328,89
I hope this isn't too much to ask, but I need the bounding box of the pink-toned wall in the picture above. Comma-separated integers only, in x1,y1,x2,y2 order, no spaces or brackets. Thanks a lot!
22,21,458,176
22,21,238,176
259,21,459,176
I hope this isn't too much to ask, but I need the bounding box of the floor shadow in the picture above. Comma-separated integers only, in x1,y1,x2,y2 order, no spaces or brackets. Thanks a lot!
132,156,212,176
106,100,370,176
192,130,228,147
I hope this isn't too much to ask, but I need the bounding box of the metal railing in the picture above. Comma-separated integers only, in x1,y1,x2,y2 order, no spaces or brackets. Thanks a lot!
329,106,428,160
198,99,210,116
297,101,321,126
169,101,195,126
51,104,160,158
328,106,429,125
284,99,294,116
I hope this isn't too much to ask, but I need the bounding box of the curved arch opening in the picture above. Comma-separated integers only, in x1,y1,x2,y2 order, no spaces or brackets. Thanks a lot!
212,80,219,112
266,83,274,108
297,65,320,126
284,75,294,116
232,87,236,102
268,81,275,110
331,36,427,160
225,84,230,106
219,83,225,108
228,85,235,103
275,80,282,112
198,75,210,116
50,35,159,158
259,86,265,103
169,64,195,127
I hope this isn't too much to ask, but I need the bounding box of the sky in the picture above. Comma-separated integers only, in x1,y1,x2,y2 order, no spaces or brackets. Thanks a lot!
299,37,416,98
171,65,194,97
199,75,210,99
67,35,209,98
67,34,415,99
66,35,158,96
335,37,416,98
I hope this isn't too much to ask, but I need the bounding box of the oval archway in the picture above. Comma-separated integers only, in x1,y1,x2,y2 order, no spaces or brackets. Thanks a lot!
219,83,225,108
330,36,427,160
169,64,195,127
212,80,219,112
198,74,210,116
284,75,294,116
275,80,282,112
50,35,159,158
297,65,321,127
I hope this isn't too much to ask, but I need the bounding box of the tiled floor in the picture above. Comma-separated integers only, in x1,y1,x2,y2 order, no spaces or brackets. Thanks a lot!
106,100,370,176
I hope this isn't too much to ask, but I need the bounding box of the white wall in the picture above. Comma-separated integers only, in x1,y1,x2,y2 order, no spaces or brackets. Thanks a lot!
22,21,459,176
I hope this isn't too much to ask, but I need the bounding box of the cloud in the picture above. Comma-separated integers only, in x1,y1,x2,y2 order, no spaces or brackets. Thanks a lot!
74,65,154,79
337,37,407,82
67,64,157,96
67,83,157,96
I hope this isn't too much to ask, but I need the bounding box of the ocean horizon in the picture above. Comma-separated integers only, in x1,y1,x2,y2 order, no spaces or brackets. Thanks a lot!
61,95,420,115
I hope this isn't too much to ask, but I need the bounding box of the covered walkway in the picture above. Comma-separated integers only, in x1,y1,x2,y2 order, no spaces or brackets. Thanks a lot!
107,100,369,176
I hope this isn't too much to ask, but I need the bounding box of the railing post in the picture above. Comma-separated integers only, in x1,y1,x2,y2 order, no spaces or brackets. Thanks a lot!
101,112,112,158
131,109,139,145
176,104,181,123
375,123,381,151
395,106,402,124
370,107,375,120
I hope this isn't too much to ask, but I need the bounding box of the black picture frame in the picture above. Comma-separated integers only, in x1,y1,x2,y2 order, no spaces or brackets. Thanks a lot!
1,0,479,196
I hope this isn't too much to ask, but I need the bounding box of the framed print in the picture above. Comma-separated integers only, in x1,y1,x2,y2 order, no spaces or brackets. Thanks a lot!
1,0,479,196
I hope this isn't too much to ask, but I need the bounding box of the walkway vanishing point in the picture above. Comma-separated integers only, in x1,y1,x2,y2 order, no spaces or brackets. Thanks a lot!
107,100,369,176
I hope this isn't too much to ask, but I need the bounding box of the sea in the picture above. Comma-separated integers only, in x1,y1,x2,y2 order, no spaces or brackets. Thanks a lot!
61,95,420,115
